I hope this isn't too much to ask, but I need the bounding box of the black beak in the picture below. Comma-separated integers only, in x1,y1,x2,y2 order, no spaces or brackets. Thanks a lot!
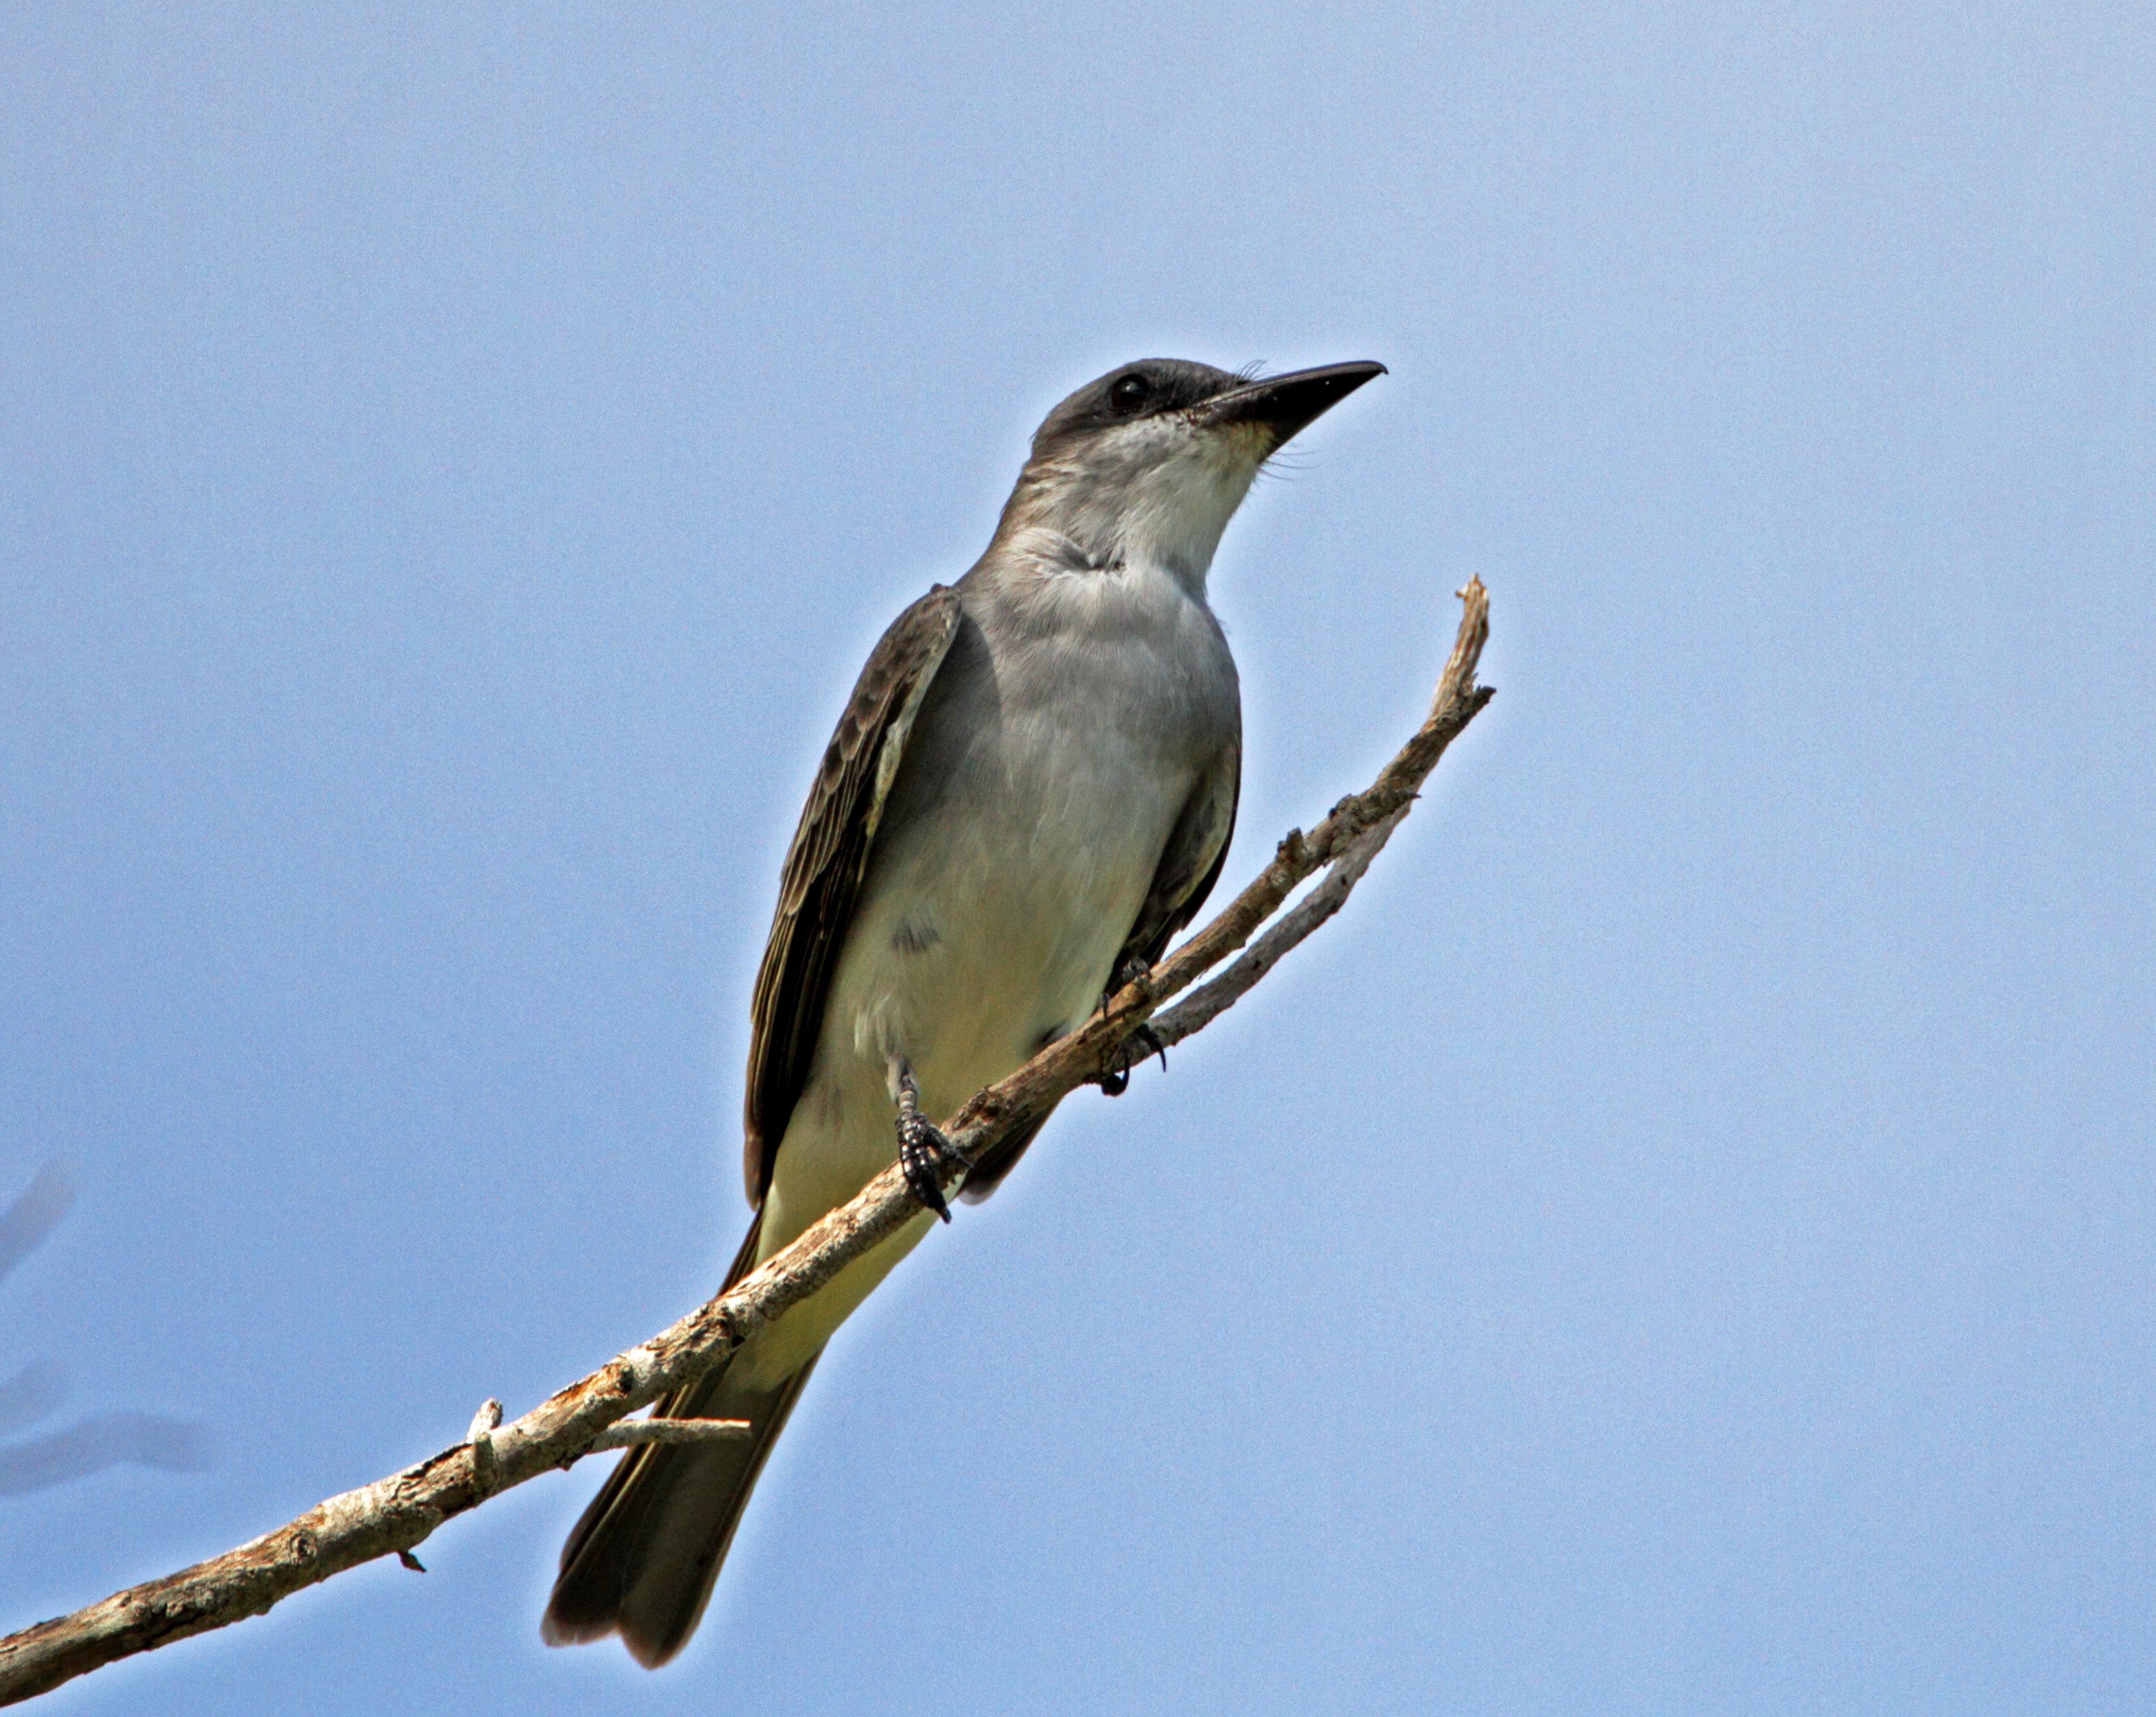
1192,360,1387,443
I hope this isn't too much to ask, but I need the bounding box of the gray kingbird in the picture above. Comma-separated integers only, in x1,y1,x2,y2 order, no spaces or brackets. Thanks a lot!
543,355,1385,1665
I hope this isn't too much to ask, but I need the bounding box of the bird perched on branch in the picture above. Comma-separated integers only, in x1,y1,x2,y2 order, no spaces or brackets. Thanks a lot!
543,355,1385,1666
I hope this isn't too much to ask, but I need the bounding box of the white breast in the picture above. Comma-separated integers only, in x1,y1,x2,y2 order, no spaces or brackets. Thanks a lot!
756,558,1235,1257
858,563,1227,1094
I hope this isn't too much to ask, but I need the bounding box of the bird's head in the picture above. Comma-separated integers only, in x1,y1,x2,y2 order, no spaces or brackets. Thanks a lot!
994,358,1385,587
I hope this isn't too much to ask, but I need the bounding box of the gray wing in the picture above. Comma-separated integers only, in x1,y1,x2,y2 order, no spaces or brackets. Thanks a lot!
1112,739,1242,973
958,737,1241,1204
741,584,962,1204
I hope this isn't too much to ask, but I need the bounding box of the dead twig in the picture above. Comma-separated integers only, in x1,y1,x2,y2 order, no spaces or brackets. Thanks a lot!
585,1419,753,1451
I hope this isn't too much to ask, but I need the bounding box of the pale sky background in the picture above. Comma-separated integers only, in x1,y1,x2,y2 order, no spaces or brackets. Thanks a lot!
3,3,2151,1712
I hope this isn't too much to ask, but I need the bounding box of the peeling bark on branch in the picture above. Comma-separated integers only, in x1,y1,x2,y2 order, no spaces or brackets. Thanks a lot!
586,1419,753,1451
0,580,1493,1707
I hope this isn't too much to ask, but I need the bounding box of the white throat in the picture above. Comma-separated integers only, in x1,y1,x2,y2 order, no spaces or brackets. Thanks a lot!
1014,418,1276,595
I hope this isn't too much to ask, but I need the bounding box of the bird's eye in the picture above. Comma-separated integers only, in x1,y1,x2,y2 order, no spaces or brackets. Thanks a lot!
1109,372,1151,412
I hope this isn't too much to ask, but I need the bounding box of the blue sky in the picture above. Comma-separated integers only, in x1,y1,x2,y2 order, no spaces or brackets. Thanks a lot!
3,3,2151,1712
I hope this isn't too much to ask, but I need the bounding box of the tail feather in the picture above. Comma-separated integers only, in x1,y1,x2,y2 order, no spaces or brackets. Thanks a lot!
542,1358,819,1666
543,1212,820,1668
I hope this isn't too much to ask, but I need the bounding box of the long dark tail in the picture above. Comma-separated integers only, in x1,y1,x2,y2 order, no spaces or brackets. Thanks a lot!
541,1216,819,1668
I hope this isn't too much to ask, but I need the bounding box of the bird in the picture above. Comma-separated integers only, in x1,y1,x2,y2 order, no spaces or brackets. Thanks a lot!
542,355,1385,1666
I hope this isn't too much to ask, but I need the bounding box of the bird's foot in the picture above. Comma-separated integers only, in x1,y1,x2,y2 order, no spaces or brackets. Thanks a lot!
895,1066,971,1222
1091,958,1165,1095
1106,954,1152,1000
1093,1021,1168,1097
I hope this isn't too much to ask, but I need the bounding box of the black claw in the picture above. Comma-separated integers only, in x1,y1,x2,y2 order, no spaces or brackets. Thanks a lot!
1092,956,1159,1093
894,1063,973,1222
1133,1022,1168,1072
897,1102,978,1223
897,1112,953,1221
1092,1021,1168,1098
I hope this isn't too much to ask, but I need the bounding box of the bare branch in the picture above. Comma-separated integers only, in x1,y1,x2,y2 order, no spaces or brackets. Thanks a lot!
1153,801,1404,1049
586,1419,754,1451
0,580,1492,1707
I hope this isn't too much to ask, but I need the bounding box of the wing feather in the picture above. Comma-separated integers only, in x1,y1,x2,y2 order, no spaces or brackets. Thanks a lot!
741,585,962,1204
1116,739,1242,973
